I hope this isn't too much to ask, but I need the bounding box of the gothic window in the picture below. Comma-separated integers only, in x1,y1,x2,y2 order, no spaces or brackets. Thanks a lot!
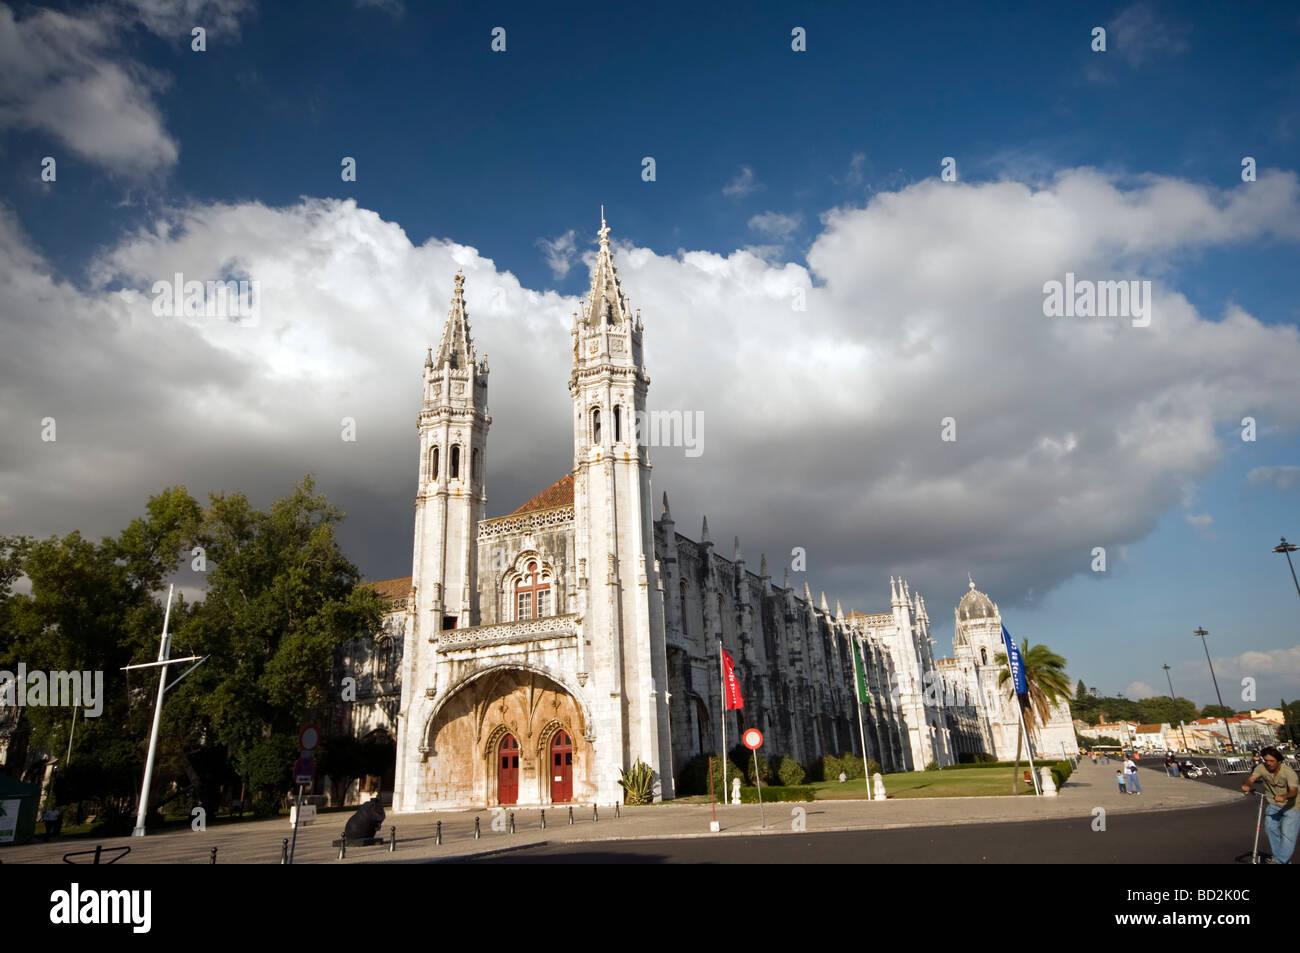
471,447,479,480
716,593,725,633
376,635,395,683
980,647,987,665
614,406,622,443
591,408,601,445
450,445,460,479
679,581,688,636
514,561,552,620
429,445,439,481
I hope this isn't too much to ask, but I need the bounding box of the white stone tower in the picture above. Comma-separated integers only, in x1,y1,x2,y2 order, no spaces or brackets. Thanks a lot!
568,214,675,801
394,272,490,809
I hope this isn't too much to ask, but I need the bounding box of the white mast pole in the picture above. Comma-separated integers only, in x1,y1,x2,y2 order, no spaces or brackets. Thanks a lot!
133,585,174,837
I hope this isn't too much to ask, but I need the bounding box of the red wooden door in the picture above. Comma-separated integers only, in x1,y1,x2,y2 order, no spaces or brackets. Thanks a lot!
498,734,519,805
550,730,573,803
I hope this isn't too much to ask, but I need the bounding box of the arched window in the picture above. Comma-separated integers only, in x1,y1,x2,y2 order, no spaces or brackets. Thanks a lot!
679,581,689,636
450,445,460,479
471,447,479,480
717,593,725,632
614,406,622,443
980,647,987,665
514,561,552,620
591,408,601,445
429,446,439,481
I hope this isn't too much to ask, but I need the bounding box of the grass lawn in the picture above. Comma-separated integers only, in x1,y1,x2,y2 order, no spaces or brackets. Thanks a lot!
810,766,1041,799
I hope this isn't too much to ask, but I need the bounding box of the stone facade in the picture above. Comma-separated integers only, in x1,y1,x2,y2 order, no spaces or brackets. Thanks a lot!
337,219,1074,811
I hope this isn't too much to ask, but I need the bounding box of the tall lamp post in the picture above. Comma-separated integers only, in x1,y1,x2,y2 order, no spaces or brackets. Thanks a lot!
1162,664,1189,752
1273,538,1300,601
1193,627,1236,755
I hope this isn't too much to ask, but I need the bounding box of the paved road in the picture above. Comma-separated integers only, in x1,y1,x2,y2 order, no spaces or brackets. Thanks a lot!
460,798,1269,864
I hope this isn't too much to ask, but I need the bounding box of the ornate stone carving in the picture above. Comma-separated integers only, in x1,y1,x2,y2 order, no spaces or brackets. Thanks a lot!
478,506,574,541
434,613,580,652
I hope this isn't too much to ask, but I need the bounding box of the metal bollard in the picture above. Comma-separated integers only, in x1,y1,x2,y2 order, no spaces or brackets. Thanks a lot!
568,805,574,825
281,839,288,864
209,847,218,865
389,825,396,853
540,810,546,830
508,812,515,834
436,820,442,845
338,828,347,860
93,845,103,865
474,816,481,839
593,803,599,822
615,802,621,819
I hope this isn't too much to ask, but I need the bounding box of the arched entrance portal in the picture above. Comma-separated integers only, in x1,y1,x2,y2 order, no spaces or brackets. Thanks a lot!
423,667,592,807
549,730,573,803
498,734,520,805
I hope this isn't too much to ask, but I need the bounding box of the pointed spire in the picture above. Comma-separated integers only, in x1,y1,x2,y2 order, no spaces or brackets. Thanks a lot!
759,554,768,577
968,573,976,591
820,591,830,613
581,212,632,329
701,516,710,544
733,536,743,562
890,576,898,602
661,491,672,520
782,567,789,590
803,581,813,603
434,269,476,370
836,599,844,620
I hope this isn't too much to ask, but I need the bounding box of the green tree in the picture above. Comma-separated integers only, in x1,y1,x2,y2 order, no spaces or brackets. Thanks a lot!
167,476,387,802
1200,704,1236,719
1136,695,1198,726
1075,679,1087,701
995,641,1072,792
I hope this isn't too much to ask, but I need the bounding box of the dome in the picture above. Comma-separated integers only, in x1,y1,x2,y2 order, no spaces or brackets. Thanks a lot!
957,576,997,621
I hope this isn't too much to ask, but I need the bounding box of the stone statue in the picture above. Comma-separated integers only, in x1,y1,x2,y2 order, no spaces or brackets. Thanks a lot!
730,776,741,805
344,798,385,841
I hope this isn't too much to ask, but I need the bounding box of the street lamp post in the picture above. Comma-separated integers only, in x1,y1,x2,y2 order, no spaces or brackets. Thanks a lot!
1162,664,1190,752
1193,627,1236,755
1273,538,1300,601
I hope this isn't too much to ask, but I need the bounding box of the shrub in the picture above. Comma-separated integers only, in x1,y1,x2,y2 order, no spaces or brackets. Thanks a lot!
619,760,656,805
820,754,844,782
777,755,806,786
739,785,816,803
1049,759,1073,790
924,759,940,771
745,752,772,786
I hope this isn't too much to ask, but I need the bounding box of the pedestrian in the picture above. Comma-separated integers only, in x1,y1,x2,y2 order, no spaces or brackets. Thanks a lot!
1116,768,1127,794
1091,752,1098,765
1124,755,1142,794
1241,746,1298,864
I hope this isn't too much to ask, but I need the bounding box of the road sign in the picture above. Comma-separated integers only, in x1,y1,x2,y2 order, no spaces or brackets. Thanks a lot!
743,728,763,750
294,756,315,786
298,723,320,752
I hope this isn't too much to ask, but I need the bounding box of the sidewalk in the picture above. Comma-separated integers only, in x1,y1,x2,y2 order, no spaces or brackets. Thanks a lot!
0,758,1238,864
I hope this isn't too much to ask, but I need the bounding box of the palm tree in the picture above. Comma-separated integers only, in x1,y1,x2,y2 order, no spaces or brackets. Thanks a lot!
994,640,1072,792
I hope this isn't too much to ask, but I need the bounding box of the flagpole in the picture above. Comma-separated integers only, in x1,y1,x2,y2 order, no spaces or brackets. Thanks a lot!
1015,697,1041,796
852,637,873,800
719,640,727,804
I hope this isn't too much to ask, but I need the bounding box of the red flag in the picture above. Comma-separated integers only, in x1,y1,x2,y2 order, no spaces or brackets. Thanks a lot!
721,648,745,710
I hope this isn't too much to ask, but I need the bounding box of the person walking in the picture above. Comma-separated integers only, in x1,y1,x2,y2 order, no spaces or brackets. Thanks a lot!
1124,755,1143,794
1241,746,1298,864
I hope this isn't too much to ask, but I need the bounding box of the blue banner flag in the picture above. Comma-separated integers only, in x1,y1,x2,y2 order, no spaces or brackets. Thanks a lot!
1001,624,1028,695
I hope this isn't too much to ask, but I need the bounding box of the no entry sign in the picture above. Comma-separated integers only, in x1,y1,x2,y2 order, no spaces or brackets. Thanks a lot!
743,728,763,750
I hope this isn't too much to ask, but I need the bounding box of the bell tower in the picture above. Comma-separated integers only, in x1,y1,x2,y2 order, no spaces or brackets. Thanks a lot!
569,213,674,800
411,270,490,636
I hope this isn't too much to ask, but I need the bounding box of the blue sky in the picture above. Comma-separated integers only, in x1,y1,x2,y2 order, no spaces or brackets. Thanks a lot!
2,0,1299,710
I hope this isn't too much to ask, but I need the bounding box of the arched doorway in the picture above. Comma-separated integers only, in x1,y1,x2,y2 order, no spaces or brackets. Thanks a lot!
549,730,573,803
498,734,520,805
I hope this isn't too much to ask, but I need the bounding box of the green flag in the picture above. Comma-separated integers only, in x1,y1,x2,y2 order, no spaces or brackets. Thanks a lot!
852,639,870,705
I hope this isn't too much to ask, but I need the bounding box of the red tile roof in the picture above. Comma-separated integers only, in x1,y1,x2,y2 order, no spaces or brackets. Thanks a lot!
508,474,574,515
365,576,412,604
